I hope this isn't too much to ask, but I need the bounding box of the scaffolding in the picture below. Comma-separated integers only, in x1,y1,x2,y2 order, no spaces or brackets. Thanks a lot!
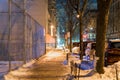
0,0,45,71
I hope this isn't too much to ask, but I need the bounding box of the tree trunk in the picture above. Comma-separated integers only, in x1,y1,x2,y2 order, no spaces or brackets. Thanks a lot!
70,30,72,52
79,16,83,60
96,11,106,74
96,0,112,74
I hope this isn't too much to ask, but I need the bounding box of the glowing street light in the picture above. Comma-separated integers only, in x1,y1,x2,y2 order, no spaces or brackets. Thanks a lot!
76,14,80,18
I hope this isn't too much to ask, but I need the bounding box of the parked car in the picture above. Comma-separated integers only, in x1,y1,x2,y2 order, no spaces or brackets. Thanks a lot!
72,46,80,54
72,41,94,54
84,40,120,66
105,40,120,66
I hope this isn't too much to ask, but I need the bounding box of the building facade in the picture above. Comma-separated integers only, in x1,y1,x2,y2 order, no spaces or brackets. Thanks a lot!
107,0,120,39
46,0,57,48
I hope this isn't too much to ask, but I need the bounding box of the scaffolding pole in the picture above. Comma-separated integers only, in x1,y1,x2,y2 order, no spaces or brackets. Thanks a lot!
23,0,27,63
8,0,12,71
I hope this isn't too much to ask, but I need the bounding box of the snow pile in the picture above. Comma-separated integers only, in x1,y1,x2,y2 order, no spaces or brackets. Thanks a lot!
75,61,120,80
0,61,23,80
97,62,120,80
22,59,35,68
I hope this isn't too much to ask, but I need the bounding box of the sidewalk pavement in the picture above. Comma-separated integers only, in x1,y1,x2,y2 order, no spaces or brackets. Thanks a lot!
4,49,71,80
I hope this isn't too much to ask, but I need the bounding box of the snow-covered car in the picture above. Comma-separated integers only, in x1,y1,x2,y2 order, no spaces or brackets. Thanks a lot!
84,42,96,55
72,41,94,54
86,42,96,50
72,47,80,54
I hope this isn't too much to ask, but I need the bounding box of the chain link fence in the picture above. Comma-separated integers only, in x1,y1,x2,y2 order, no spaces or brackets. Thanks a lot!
0,0,45,71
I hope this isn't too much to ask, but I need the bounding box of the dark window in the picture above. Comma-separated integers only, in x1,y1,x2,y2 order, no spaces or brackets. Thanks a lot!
111,42,120,48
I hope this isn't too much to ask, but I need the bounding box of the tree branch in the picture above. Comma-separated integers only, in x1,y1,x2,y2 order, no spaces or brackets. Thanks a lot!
81,0,88,16
69,0,79,13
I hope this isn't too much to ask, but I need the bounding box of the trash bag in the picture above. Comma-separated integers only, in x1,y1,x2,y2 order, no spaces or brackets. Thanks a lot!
77,60,94,70
63,60,68,65
83,55,90,61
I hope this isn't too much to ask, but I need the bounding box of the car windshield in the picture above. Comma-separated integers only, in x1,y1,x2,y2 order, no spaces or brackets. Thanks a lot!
111,42,120,48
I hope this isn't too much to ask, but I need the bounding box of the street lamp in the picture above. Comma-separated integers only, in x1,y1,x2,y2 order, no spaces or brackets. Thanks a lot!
76,14,80,18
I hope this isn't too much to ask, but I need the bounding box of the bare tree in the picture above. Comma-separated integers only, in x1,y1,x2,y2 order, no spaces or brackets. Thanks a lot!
69,0,88,59
96,0,112,74
61,0,78,52
66,0,74,52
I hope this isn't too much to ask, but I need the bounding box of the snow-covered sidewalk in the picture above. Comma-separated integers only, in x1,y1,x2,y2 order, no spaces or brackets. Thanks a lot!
2,49,120,80
0,61,23,80
4,49,70,80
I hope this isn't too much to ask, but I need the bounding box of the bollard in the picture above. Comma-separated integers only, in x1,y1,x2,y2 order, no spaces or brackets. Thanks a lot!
66,53,69,61
66,53,69,65
70,60,74,74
